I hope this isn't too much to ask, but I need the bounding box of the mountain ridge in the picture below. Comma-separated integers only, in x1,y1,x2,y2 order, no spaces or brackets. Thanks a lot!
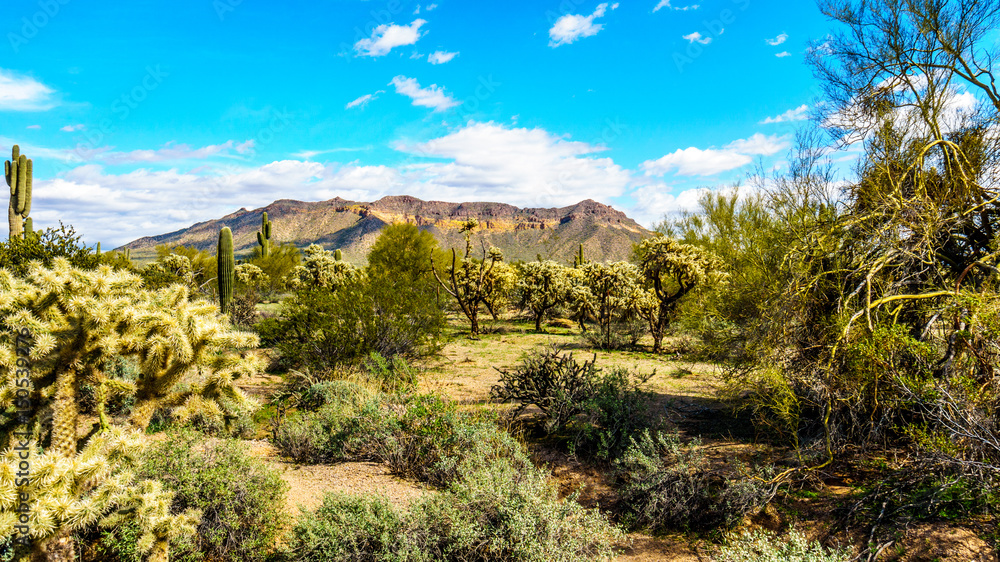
123,195,651,264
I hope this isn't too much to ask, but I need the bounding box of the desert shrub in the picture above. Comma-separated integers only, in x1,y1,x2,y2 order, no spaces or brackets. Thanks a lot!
491,347,601,434
364,351,418,392
492,347,658,459
139,430,288,562
714,529,854,562
76,522,145,562
574,367,656,460
273,273,444,370
0,221,99,276
247,241,301,298
613,430,774,532
287,494,407,562
286,425,624,562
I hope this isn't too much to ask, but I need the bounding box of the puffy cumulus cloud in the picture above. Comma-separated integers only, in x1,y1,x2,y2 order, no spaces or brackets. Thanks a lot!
641,134,789,176
354,20,426,57
626,183,709,226
428,50,459,64
30,160,405,247
549,3,612,47
0,69,56,111
389,76,459,111
760,104,810,124
398,121,631,207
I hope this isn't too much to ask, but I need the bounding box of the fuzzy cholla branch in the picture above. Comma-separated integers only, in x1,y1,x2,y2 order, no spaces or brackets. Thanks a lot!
0,428,199,557
0,259,263,454
288,244,360,290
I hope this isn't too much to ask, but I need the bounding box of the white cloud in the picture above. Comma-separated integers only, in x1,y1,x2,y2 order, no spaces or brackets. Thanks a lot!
354,19,426,57
549,3,610,47
641,133,790,176
642,147,749,176
682,31,712,45
653,0,699,11
96,140,256,165
60,124,85,132
775,51,791,58
627,184,708,226
398,121,631,207
426,3,438,10
26,125,41,130
389,76,459,112
346,90,384,109
428,50,459,64
0,69,56,111
765,33,787,46
724,133,789,156
293,147,371,159
760,104,810,124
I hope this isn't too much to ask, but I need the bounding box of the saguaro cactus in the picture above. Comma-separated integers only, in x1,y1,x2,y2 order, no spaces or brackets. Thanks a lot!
334,248,343,261
574,244,586,267
218,227,235,314
257,212,272,257
5,144,32,239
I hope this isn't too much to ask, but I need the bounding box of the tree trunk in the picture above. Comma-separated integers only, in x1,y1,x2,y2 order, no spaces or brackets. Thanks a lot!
32,528,75,562
535,313,543,332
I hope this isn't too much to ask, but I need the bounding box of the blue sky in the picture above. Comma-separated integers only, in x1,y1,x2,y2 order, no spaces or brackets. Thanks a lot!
2,0,836,246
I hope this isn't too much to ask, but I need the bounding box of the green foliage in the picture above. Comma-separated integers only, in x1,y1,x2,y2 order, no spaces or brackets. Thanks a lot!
517,260,570,331
273,270,444,370
491,347,601,434
633,236,723,353
574,261,646,350
0,222,99,276
283,396,624,562
612,429,774,532
139,430,287,562
247,241,301,297
147,244,217,295
715,529,854,562
217,227,235,314
367,223,439,286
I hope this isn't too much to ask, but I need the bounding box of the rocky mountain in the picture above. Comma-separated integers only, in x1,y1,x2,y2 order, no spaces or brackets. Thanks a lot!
122,196,652,264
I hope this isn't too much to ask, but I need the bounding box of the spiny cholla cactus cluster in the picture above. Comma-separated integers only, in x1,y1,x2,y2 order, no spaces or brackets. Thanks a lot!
0,259,261,560
0,428,198,561
517,260,572,332
289,244,360,290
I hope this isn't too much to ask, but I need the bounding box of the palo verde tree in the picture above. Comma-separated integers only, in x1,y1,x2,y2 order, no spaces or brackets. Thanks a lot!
517,260,571,332
0,259,261,561
431,219,502,336
634,236,723,353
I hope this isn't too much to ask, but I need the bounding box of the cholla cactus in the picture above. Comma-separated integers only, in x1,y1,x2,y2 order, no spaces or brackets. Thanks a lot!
517,260,571,331
479,250,517,321
0,259,262,451
235,263,269,290
146,253,198,288
0,428,199,561
634,236,723,353
288,244,360,290
578,261,645,349
432,241,503,336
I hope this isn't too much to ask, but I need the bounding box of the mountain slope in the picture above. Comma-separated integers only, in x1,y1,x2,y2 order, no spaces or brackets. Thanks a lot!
123,196,652,264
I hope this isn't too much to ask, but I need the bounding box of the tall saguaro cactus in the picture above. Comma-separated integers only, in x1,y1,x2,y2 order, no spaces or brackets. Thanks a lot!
257,212,272,257
5,144,32,239
218,227,235,314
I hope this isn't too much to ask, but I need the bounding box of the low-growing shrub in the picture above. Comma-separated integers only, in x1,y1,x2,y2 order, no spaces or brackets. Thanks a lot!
575,367,656,460
714,529,854,562
139,430,288,562
364,351,419,392
285,425,625,562
613,430,774,532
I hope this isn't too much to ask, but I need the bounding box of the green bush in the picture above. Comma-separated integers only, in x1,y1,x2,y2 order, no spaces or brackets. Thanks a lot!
0,222,99,276
272,273,444,370
138,430,288,562
575,367,655,460
285,423,624,562
612,430,774,532
714,529,854,562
